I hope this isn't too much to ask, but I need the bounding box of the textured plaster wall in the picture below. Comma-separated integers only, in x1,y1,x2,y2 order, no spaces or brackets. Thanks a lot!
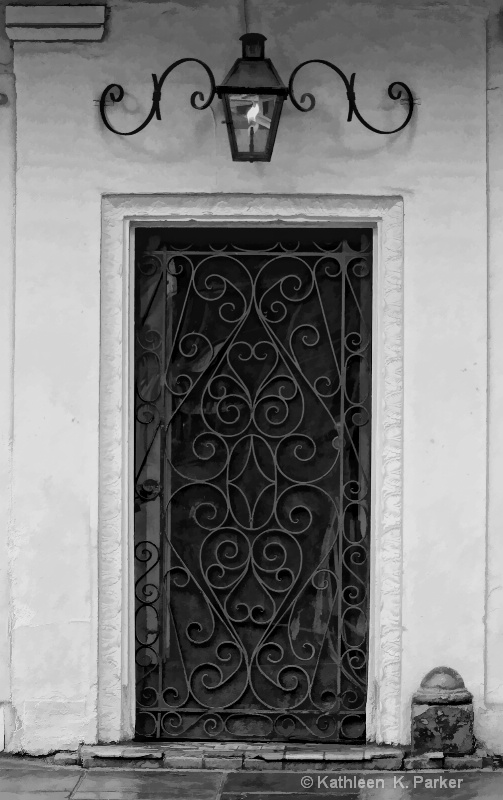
0,0,497,751
0,1,14,751
485,9,503,752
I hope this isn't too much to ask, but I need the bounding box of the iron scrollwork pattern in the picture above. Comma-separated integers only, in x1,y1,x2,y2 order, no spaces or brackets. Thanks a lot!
288,60,414,134
100,59,216,136
98,42,414,143
134,228,372,742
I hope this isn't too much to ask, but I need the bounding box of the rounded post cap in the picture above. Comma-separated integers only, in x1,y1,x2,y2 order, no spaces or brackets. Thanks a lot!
412,666,473,705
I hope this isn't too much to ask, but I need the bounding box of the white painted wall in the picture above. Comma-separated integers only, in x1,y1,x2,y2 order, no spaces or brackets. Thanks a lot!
484,8,503,752
1,0,500,752
0,1,14,752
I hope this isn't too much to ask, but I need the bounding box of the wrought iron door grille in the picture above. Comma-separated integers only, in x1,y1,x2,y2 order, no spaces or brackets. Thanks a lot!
134,228,372,742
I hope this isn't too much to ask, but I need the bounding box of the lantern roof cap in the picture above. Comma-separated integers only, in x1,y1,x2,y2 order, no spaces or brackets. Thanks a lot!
240,33,267,58
216,33,288,96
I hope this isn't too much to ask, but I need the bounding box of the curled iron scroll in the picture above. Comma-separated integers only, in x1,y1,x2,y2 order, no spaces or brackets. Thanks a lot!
99,58,217,136
288,59,414,135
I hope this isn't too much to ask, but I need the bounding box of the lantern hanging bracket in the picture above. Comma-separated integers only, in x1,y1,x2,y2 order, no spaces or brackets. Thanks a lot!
98,36,414,157
288,59,414,134
99,58,217,136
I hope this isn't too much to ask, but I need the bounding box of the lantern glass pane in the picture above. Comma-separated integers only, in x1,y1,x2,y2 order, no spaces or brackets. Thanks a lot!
228,93,278,156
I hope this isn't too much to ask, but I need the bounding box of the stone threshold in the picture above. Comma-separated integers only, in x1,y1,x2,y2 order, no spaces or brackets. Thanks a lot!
39,743,494,771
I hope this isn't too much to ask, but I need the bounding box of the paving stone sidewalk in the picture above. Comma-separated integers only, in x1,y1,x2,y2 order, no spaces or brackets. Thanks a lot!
2,762,503,800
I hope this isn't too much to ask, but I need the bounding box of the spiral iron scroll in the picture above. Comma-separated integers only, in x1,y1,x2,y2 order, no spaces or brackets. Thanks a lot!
99,59,216,136
134,231,372,742
288,60,413,134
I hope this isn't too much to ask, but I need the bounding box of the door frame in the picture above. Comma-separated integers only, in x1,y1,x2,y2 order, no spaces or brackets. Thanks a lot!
97,193,405,745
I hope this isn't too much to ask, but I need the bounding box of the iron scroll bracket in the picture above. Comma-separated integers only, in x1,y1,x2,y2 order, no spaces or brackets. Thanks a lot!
288,59,414,135
99,57,414,138
99,58,217,136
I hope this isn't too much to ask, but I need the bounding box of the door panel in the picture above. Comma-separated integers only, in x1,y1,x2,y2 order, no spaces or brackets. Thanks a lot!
134,228,372,742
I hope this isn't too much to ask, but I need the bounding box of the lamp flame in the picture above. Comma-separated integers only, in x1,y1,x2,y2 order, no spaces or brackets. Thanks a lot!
247,101,260,128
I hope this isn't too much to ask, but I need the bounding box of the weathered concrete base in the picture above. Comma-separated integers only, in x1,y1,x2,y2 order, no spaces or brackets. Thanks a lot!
404,752,444,770
445,755,484,769
74,743,499,771
0,744,499,771
411,703,475,755
52,751,80,766
77,743,405,771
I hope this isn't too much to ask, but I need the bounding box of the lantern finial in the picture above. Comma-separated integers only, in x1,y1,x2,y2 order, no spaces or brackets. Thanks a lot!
240,33,266,59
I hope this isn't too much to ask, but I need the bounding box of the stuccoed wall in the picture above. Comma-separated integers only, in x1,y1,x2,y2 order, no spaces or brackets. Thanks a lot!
0,0,14,752
1,0,499,752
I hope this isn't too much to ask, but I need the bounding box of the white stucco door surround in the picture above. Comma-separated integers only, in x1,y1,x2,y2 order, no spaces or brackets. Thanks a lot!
97,193,404,745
